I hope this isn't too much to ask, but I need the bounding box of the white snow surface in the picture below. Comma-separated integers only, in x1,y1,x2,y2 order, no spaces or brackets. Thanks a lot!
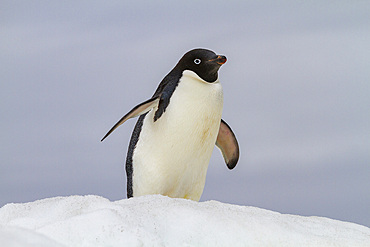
0,195,369,247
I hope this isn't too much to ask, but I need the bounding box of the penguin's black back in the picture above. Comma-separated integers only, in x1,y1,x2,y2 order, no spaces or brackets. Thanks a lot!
125,70,183,198
125,114,146,198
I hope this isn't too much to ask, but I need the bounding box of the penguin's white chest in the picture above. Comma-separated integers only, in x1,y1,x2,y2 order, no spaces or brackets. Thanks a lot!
132,70,224,201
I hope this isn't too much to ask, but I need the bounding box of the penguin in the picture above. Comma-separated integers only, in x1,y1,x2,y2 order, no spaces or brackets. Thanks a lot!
101,48,239,201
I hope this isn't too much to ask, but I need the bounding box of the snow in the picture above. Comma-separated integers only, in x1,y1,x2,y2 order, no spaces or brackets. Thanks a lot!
0,195,369,247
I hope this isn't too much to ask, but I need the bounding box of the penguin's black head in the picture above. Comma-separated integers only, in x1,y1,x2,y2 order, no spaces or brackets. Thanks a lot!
176,48,227,83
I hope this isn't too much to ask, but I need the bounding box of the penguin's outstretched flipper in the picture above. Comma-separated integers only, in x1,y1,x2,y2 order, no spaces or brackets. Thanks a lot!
101,97,159,142
216,119,239,169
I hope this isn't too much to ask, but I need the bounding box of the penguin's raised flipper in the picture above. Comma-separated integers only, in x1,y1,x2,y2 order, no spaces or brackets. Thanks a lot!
101,97,159,142
216,119,239,169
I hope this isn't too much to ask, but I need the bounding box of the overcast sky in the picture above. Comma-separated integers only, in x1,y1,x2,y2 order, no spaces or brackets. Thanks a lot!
1,1,369,227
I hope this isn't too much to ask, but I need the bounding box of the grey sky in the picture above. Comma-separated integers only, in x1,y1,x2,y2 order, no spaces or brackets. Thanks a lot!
1,1,369,226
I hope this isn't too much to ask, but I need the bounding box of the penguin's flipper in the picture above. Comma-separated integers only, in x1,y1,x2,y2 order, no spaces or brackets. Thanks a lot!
101,97,159,142
216,119,239,169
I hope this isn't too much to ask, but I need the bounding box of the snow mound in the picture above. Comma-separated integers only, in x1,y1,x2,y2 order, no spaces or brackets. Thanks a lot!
0,195,369,246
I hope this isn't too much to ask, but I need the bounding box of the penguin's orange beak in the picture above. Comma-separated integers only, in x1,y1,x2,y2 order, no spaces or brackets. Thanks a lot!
209,55,227,65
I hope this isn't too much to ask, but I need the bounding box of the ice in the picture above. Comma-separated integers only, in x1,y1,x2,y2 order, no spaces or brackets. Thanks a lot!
0,195,369,246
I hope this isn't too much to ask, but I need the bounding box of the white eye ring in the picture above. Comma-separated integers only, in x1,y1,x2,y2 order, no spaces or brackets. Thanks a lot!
194,58,201,65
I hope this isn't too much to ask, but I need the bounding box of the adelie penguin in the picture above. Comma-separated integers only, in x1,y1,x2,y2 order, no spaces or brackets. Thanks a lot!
101,48,239,201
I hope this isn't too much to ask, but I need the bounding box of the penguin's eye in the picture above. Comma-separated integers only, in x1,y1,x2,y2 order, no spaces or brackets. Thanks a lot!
194,58,201,65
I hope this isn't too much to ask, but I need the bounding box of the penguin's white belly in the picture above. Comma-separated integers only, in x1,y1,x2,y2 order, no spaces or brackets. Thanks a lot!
132,70,223,201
